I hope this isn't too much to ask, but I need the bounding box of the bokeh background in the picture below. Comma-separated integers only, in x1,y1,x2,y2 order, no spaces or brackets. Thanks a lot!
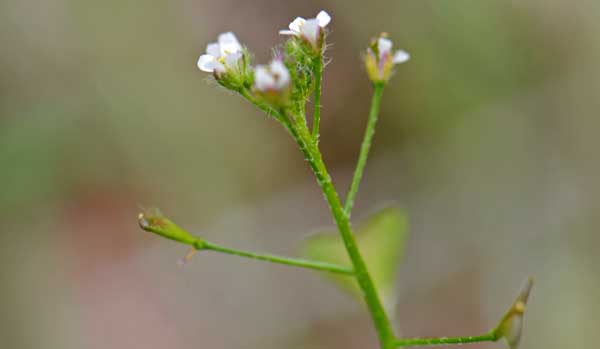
1,0,598,348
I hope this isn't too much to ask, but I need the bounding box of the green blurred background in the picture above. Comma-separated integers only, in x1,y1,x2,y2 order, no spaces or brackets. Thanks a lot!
1,0,598,348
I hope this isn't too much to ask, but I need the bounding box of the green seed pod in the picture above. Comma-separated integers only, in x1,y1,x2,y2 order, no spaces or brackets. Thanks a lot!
138,208,204,249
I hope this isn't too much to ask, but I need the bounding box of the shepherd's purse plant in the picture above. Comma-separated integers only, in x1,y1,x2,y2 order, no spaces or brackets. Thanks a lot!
138,10,533,349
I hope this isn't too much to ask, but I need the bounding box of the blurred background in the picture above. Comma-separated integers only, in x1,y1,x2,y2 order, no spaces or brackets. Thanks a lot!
1,0,598,348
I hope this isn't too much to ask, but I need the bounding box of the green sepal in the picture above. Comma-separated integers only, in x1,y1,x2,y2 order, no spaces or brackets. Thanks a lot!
283,38,319,115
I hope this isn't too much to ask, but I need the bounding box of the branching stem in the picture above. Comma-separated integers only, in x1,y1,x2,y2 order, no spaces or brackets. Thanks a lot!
215,86,503,349
281,108,396,348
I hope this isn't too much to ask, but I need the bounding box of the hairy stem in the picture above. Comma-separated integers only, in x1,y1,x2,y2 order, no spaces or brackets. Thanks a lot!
312,51,323,141
203,242,354,275
393,331,498,347
282,110,396,348
344,83,385,217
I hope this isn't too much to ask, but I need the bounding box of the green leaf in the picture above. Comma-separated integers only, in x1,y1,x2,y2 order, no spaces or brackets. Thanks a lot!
300,206,408,310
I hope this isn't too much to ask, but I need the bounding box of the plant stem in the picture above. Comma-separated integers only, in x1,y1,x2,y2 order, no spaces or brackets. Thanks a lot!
344,83,385,217
282,111,396,348
393,331,498,347
203,242,355,275
312,51,323,141
239,89,284,121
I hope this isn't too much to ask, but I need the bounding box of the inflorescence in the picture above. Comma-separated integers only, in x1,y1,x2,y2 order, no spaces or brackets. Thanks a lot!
140,9,533,349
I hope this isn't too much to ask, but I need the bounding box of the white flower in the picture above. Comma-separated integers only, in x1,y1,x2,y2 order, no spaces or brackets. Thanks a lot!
365,35,410,83
376,37,410,64
254,60,290,92
279,10,331,48
197,32,243,74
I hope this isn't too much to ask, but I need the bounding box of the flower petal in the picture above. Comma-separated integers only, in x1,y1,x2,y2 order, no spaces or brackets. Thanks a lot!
316,11,331,27
392,50,410,64
377,37,393,57
289,17,305,32
278,30,298,36
270,60,290,89
213,62,226,75
197,55,217,72
301,19,320,47
254,65,274,91
206,42,220,58
224,51,242,68
218,32,242,54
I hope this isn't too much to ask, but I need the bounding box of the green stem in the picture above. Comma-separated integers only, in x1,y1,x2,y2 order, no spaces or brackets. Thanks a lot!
344,83,385,217
282,110,396,348
312,51,323,141
394,331,498,348
203,242,355,275
239,89,283,121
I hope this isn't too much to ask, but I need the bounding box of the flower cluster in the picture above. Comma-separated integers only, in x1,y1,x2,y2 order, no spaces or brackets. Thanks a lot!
144,10,536,349
195,11,408,110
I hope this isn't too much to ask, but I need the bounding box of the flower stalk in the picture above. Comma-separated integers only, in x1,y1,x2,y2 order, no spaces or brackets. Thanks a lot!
345,82,385,217
393,332,498,348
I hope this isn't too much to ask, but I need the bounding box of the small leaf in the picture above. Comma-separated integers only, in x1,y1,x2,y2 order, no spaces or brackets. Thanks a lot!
495,277,534,349
300,206,408,310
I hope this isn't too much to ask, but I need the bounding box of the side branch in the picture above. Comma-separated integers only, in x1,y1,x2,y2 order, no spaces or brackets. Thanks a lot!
204,242,355,275
393,332,498,348
344,83,385,217
138,211,353,275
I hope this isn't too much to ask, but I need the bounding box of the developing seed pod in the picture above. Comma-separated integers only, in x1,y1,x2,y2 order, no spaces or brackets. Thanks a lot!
496,277,534,349
138,208,204,249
